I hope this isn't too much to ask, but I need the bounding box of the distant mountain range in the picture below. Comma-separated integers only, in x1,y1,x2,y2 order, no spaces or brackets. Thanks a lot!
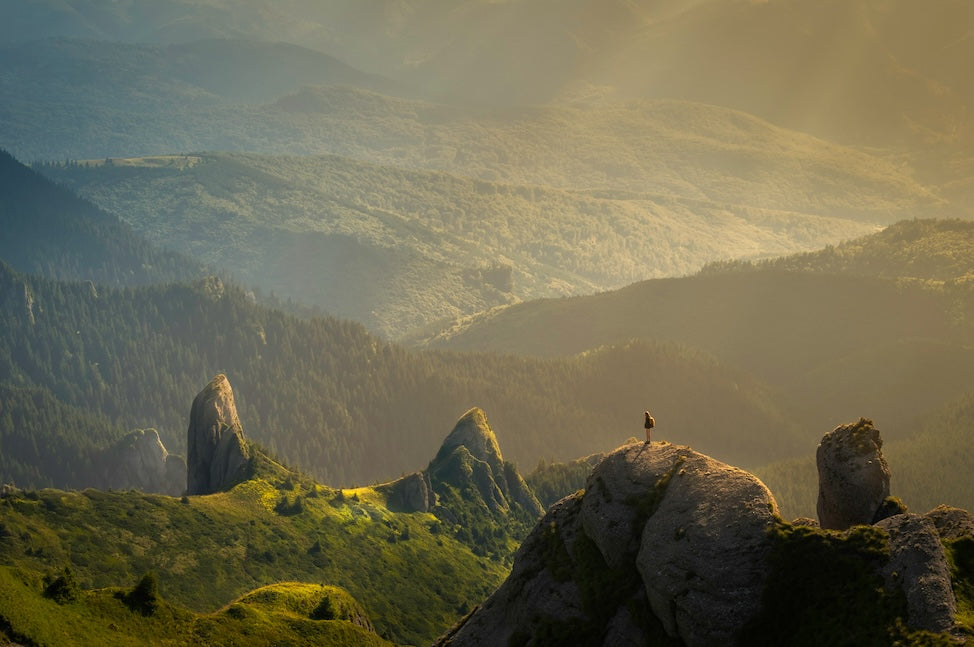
4,1,971,149
5,150,974,515
3,2,969,342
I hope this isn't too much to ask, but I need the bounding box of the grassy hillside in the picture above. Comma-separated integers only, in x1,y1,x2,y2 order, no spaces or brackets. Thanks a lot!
0,397,552,646
0,572,392,647
0,469,506,645
37,142,914,337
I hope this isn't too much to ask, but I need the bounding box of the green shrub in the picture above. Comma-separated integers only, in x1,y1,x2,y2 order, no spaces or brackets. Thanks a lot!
123,571,160,616
42,566,80,603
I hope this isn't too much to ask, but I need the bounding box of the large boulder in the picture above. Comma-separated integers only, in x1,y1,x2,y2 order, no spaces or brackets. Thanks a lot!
434,494,590,646
816,418,890,530
186,374,250,495
381,471,436,513
925,504,974,541
438,430,969,646
438,441,780,647
580,441,688,570
633,446,779,646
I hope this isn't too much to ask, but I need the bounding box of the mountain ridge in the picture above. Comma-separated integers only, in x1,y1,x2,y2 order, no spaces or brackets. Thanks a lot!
5,1,971,149
35,144,914,338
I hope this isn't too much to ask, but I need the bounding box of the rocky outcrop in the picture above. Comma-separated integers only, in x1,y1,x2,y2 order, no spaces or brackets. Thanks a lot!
186,374,250,495
634,447,779,645
427,408,543,519
875,513,957,635
380,471,436,513
925,504,974,540
439,426,972,646
816,417,890,530
99,428,186,496
438,441,780,647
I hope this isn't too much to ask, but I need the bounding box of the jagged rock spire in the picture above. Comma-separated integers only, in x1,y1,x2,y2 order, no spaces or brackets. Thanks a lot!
186,374,250,495
429,407,543,518
436,407,505,469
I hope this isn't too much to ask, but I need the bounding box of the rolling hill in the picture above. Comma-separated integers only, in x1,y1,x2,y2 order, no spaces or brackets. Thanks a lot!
7,0,970,210
35,129,925,337
0,405,538,646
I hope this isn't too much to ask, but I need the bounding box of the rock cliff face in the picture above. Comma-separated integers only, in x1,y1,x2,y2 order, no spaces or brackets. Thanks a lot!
816,417,890,530
186,374,251,495
438,427,972,646
380,471,436,513
98,428,185,496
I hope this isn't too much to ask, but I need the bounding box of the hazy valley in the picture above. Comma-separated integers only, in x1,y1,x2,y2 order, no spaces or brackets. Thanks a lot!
3,0,974,644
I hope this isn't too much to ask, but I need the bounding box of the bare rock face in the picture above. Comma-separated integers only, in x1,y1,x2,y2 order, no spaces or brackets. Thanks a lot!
438,427,969,646
633,446,780,646
579,442,685,570
434,494,590,646
186,374,250,495
875,513,958,635
816,418,890,530
925,505,974,541
382,471,436,513
101,428,185,496
437,407,506,470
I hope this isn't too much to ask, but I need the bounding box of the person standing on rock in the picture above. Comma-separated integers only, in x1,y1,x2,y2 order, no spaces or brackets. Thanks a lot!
644,410,655,443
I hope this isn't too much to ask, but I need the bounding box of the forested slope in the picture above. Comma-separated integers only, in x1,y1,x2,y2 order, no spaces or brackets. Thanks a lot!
0,150,201,286
429,219,974,511
0,259,803,488
37,145,897,337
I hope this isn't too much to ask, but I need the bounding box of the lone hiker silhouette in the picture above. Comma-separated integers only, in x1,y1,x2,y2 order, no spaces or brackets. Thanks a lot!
644,410,655,444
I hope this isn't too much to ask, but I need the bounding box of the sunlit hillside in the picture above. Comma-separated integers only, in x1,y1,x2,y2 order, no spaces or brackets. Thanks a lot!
0,469,506,646
35,98,934,335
